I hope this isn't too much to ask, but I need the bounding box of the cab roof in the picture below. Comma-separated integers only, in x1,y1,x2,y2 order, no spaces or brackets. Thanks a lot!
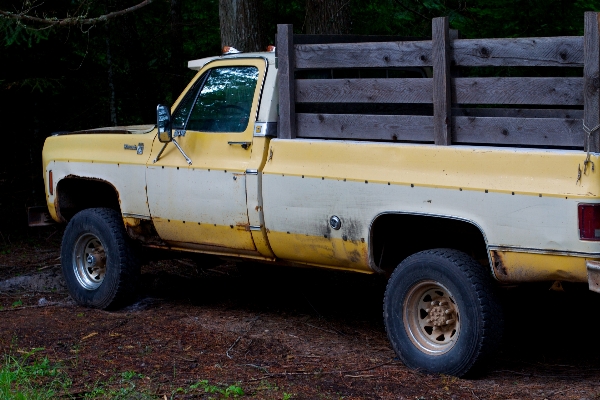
188,52,276,71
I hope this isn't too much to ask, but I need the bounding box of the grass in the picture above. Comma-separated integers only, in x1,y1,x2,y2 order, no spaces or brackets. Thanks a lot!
173,379,245,398
0,348,71,399
0,348,294,399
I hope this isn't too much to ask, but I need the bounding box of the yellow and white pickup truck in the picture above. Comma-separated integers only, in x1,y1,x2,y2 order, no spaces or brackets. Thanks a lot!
39,14,600,376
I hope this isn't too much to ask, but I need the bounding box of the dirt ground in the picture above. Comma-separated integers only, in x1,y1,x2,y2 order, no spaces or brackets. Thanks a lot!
1,226,600,399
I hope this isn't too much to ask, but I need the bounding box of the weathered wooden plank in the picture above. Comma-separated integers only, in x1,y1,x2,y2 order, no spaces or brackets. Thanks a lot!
277,24,296,139
432,17,452,145
295,77,582,106
584,12,600,152
293,34,426,45
454,77,584,105
453,107,583,119
453,116,583,147
294,41,433,69
452,36,584,67
296,102,433,116
295,78,433,103
296,113,434,141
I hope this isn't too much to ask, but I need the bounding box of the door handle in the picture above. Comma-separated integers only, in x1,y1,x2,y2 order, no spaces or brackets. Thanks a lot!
228,141,251,150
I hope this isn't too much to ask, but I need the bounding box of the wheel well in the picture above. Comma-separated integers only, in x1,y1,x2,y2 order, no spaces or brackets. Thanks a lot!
371,213,489,275
56,178,120,222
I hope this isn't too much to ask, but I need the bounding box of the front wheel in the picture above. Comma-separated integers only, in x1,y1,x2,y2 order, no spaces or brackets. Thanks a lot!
61,208,140,310
383,249,503,377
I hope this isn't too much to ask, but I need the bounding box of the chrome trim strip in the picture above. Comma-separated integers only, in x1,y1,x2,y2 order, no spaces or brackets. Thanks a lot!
368,211,492,276
122,213,152,220
246,169,259,175
249,225,262,231
488,245,600,258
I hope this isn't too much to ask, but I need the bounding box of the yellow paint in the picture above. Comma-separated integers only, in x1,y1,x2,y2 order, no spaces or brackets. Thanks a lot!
43,133,155,167
266,231,371,273
145,58,268,252
153,218,256,250
264,140,600,199
145,59,267,171
490,250,592,282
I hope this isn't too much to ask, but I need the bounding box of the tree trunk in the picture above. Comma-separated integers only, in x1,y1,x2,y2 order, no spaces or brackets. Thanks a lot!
219,0,266,52
305,0,351,34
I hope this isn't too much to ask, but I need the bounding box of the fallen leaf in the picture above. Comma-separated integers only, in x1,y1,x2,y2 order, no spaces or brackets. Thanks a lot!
81,332,98,340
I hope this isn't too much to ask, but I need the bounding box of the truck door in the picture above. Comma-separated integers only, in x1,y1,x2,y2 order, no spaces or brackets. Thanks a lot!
146,58,266,253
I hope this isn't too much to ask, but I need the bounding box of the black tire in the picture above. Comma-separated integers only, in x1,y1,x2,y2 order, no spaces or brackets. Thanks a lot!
61,208,140,310
383,249,503,377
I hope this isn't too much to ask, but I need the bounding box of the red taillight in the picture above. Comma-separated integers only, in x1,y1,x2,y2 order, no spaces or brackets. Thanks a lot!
48,170,53,196
578,203,600,240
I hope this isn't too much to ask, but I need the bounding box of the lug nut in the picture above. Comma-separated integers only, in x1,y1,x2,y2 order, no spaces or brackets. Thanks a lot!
445,319,455,325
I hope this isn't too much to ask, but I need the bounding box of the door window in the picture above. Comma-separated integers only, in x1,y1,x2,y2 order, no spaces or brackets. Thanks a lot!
172,66,259,133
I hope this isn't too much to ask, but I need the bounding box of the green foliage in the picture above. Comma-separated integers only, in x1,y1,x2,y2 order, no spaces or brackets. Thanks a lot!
0,18,50,47
0,348,71,399
179,379,245,398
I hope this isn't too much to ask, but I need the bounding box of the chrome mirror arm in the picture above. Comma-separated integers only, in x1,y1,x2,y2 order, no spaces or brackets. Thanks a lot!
152,142,169,164
152,138,193,165
172,139,193,165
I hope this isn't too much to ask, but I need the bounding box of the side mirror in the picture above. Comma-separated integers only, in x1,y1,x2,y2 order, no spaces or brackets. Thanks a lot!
156,104,172,143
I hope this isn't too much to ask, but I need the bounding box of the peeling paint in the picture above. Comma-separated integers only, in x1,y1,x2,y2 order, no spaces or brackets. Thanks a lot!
489,250,589,283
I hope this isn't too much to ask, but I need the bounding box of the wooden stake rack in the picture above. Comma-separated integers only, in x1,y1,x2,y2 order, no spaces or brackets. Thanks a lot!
276,12,600,151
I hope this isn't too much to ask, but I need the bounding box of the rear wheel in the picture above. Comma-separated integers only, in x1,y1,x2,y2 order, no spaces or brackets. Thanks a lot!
61,208,140,310
383,249,503,377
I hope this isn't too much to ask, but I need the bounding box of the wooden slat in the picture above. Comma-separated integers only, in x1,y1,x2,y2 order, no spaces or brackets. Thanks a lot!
295,77,582,106
454,77,584,105
296,113,434,141
453,107,583,119
294,41,433,69
432,17,452,145
295,78,432,103
452,36,584,67
277,24,296,139
584,12,600,152
453,116,583,147
293,34,426,45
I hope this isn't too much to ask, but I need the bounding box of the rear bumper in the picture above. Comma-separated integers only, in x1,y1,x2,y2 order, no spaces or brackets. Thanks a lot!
586,260,600,293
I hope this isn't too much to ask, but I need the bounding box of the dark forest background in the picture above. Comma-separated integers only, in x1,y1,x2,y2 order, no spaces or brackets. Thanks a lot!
0,0,598,235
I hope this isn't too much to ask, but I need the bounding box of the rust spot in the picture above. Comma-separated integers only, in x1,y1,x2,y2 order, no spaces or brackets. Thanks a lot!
255,205,262,212
124,219,166,245
491,250,508,276
53,195,66,223
348,250,361,263
236,222,251,231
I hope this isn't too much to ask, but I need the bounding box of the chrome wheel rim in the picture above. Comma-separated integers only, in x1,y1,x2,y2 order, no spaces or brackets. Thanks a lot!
72,233,107,290
403,280,460,355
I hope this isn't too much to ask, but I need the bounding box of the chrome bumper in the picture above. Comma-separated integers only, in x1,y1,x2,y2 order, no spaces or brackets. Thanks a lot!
587,260,600,294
